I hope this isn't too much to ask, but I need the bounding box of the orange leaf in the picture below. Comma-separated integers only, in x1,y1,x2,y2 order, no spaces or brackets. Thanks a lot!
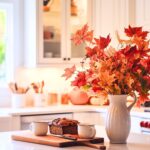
62,65,76,80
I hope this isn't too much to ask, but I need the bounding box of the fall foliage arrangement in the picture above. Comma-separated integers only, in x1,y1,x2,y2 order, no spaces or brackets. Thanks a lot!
62,24,150,106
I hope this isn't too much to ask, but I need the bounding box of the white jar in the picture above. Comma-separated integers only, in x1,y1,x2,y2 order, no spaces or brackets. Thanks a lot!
11,93,26,108
33,93,45,107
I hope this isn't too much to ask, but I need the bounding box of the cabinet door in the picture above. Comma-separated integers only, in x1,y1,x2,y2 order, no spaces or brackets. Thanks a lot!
131,116,141,133
21,113,73,130
0,116,12,132
38,0,66,64
66,0,93,63
135,0,150,31
73,112,106,126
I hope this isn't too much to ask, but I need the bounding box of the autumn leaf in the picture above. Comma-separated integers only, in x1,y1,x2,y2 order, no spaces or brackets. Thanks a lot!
85,46,97,57
136,94,149,107
62,65,76,80
125,25,142,37
71,24,93,45
71,72,87,87
94,35,111,49
125,25,149,39
62,24,150,106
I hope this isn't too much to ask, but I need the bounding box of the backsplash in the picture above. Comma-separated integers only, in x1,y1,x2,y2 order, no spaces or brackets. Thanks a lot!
15,67,72,93
0,67,72,107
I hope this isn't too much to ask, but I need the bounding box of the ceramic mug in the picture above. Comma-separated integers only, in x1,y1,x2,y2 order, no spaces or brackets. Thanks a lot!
30,121,48,136
78,123,96,139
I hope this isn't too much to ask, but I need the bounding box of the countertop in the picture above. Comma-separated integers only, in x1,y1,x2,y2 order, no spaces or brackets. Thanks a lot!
0,105,150,119
0,105,107,116
1,126,150,150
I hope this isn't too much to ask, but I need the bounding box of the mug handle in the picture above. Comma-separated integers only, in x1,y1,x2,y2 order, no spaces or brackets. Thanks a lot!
90,126,96,138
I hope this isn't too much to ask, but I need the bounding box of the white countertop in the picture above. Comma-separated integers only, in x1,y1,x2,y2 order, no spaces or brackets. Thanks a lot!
0,105,108,116
1,126,150,150
0,105,150,119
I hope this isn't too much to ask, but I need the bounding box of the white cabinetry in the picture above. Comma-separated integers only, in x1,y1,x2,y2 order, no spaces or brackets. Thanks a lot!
131,116,141,133
135,0,150,31
24,0,131,67
73,112,106,126
0,116,12,132
20,113,73,130
10,113,73,130
24,0,94,67
73,111,147,134
94,0,130,45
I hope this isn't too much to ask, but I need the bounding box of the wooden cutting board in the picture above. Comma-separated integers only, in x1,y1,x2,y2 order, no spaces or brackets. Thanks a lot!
11,130,106,149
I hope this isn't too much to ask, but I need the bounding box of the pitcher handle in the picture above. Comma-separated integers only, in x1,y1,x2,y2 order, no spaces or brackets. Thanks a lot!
127,92,137,112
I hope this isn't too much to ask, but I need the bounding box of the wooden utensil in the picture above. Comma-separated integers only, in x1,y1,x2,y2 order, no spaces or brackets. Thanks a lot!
8,82,16,93
40,80,44,93
9,82,30,94
14,82,18,91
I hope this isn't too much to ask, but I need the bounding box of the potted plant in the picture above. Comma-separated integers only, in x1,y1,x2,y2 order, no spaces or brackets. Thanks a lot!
62,24,150,143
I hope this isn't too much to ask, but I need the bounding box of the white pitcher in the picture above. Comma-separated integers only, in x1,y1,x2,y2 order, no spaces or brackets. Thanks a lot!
105,94,136,144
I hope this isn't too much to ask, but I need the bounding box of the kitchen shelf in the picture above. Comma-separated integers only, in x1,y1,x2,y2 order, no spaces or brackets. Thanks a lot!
44,39,59,43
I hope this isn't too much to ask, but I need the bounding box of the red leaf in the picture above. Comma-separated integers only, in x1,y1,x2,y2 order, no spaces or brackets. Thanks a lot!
125,25,149,39
143,76,150,87
123,46,137,58
92,86,103,92
71,72,87,87
136,94,149,107
94,35,111,49
86,46,97,57
138,31,149,39
140,57,150,72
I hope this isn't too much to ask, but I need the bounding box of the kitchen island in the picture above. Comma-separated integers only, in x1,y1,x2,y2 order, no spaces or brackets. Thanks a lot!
0,126,150,150
0,105,150,133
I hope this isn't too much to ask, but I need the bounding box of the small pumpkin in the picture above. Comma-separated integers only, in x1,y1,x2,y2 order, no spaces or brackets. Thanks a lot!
69,87,89,105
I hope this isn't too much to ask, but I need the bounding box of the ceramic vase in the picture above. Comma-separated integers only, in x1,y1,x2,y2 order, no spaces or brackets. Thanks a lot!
105,94,136,144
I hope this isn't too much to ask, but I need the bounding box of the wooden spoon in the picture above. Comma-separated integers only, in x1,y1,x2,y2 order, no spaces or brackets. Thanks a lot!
40,80,44,93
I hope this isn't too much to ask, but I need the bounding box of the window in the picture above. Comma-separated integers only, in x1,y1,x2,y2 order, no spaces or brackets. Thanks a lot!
0,2,13,107
0,3,13,86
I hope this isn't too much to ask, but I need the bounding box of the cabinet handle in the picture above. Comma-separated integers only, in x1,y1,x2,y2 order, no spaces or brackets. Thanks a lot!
68,58,71,61
63,58,66,61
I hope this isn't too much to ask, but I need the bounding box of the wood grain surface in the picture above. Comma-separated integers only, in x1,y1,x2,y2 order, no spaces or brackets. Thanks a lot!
11,130,106,149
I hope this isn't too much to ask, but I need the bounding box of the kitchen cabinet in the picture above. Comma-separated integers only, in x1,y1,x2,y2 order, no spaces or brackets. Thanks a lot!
131,115,150,134
24,0,132,67
23,0,134,67
73,112,106,126
11,113,73,130
24,0,94,67
131,116,142,134
135,0,150,30
0,116,12,132
73,111,150,134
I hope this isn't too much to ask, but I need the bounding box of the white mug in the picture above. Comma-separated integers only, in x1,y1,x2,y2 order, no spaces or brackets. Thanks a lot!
78,123,96,139
30,121,48,136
